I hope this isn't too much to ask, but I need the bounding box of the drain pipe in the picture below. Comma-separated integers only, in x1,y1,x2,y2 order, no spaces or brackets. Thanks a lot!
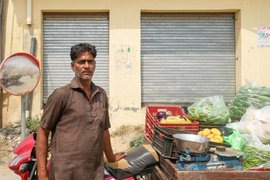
25,37,36,118
21,37,36,139
27,0,32,25
21,0,33,137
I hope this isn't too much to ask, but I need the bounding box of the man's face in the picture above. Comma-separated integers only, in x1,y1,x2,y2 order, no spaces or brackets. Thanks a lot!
71,52,96,81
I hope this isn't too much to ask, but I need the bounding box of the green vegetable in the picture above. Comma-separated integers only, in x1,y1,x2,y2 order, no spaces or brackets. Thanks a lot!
26,116,41,133
130,135,144,147
187,96,229,125
229,83,270,121
243,145,270,170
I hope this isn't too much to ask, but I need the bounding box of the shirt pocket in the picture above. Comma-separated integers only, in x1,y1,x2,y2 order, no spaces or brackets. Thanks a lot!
91,108,107,129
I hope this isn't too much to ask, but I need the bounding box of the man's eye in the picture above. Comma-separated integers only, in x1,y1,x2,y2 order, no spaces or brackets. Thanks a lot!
88,61,96,65
76,60,95,65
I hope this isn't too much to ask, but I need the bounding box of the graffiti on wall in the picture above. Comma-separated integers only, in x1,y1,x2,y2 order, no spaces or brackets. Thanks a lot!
257,27,270,47
114,45,135,73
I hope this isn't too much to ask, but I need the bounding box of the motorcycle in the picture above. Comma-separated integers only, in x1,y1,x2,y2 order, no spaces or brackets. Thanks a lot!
9,133,157,180
9,133,39,180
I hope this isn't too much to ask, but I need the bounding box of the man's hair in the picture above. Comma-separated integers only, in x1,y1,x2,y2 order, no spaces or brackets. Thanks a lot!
70,43,97,61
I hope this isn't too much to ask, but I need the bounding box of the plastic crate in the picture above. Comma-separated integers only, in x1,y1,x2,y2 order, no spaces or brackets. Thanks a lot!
199,122,227,131
199,122,231,147
145,105,199,141
152,126,193,159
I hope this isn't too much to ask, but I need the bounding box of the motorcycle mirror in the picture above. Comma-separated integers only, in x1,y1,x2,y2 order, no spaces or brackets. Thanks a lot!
0,52,40,96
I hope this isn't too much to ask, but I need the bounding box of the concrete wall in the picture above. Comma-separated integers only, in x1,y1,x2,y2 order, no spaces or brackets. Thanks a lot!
1,0,270,130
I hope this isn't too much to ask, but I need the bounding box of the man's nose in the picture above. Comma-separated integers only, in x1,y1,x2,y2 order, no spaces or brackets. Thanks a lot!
83,61,91,67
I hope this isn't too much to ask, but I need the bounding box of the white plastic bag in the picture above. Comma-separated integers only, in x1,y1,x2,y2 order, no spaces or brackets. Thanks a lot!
239,106,270,144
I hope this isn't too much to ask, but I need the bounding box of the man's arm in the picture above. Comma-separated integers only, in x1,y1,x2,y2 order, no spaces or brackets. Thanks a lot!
103,129,126,162
36,127,50,180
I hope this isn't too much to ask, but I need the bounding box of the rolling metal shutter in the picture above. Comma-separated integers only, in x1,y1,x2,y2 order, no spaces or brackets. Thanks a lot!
43,13,109,102
141,13,236,104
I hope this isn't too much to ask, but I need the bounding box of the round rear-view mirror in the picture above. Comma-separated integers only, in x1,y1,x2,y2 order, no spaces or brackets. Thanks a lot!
0,52,40,96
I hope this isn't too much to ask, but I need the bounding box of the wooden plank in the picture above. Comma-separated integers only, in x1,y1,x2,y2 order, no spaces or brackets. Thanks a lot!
160,157,270,180
159,163,176,180
159,157,178,179
175,171,270,180
151,166,168,180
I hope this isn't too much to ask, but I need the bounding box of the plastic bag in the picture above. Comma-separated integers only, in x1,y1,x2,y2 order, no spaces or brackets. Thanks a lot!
238,106,270,144
225,122,270,169
229,82,270,122
223,130,247,151
242,135,270,170
187,95,230,125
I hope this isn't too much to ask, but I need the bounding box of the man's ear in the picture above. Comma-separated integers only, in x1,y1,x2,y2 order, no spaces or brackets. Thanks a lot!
71,62,75,71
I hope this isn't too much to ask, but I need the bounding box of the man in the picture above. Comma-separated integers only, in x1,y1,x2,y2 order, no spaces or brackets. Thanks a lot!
36,43,126,180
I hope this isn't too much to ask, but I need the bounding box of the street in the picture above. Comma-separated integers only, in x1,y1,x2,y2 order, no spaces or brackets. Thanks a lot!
0,164,20,180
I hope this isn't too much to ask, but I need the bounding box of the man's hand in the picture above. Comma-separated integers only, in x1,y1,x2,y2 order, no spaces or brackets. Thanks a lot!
103,129,127,162
113,152,127,162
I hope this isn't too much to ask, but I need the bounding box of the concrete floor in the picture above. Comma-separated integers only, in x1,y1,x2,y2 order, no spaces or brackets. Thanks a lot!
0,164,20,180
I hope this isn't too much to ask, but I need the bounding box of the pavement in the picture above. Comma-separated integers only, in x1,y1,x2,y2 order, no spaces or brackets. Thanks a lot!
0,164,20,180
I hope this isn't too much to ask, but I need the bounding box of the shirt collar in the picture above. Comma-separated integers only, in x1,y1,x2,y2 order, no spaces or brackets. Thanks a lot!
70,77,99,95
